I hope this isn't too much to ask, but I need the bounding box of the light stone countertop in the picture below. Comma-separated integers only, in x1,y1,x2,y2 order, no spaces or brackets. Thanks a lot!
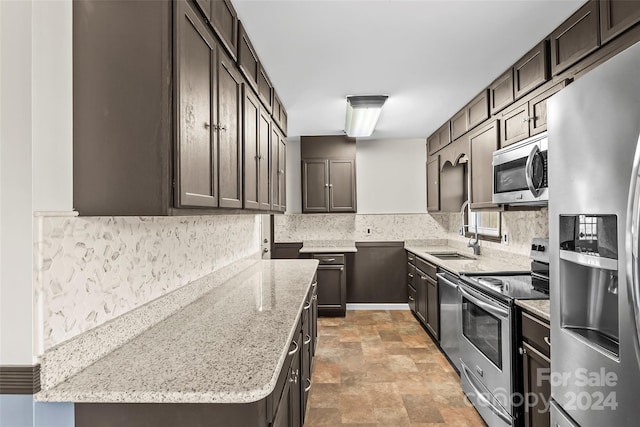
299,240,357,253
35,259,319,404
404,245,530,276
515,299,551,322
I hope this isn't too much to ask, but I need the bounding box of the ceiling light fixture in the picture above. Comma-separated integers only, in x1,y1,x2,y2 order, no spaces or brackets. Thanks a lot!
344,95,388,138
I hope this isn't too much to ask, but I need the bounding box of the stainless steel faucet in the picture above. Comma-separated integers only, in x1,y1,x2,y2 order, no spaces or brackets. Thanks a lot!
467,211,481,256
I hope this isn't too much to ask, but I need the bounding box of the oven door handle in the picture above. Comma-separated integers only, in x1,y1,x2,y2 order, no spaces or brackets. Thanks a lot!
459,285,509,319
525,144,542,197
461,362,513,425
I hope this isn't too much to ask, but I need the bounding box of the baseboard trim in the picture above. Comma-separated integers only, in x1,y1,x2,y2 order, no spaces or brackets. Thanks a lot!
0,365,41,394
346,303,410,311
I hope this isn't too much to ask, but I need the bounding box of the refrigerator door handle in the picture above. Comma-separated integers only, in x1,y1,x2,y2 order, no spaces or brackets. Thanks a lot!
626,133,640,367
525,144,542,197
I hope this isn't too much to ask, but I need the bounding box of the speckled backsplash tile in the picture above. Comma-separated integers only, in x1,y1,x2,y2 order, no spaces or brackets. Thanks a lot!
34,214,260,352
274,213,449,242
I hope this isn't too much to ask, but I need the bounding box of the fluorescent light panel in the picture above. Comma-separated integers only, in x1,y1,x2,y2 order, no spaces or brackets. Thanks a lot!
345,95,388,137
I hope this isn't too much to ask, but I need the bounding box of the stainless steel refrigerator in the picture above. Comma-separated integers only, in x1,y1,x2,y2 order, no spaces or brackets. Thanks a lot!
548,41,640,426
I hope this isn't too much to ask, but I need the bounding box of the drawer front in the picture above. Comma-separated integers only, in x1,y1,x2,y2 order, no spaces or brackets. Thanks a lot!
406,251,416,265
416,257,437,280
313,253,345,265
407,284,417,313
521,310,551,358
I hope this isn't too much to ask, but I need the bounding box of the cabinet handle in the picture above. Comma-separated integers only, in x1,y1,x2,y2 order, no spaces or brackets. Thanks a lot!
408,273,414,278
408,257,414,262
304,334,311,345
311,281,318,289
408,296,415,301
324,183,329,187
329,184,333,188
321,258,336,262
518,347,526,356
421,275,428,280
544,336,551,346
278,169,284,174
304,378,312,392
204,122,211,129
219,125,227,132
522,116,531,123
288,340,299,356
303,301,311,310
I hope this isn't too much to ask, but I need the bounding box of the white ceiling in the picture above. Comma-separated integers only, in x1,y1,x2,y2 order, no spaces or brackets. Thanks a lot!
234,0,586,139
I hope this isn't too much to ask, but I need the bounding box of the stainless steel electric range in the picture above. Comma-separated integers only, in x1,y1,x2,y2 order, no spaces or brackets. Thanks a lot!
458,239,549,427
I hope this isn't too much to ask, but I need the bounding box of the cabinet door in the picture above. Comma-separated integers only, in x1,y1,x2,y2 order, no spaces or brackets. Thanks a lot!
550,1,600,76
302,306,312,422
271,126,281,211
272,374,291,427
600,0,640,44
218,52,243,208
210,0,238,59
451,108,468,141
500,100,530,148
257,65,273,113
426,276,439,340
529,80,568,136
175,4,218,208
302,160,329,213
416,272,427,324
490,70,515,115
328,160,356,212
243,86,260,210
514,41,549,100
237,22,259,91
522,341,551,427
258,108,271,210
426,155,440,212
317,265,346,315
408,284,417,314
278,135,287,211
469,120,499,209
467,89,490,130
290,330,303,427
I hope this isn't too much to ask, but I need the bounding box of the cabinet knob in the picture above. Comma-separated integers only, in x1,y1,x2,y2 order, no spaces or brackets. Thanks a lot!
519,347,526,355
263,248,269,253
544,336,551,346
219,124,227,132
204,122,211,129
304,378,312,393
325,184,329,187
329,184,333,188
522,116,531,123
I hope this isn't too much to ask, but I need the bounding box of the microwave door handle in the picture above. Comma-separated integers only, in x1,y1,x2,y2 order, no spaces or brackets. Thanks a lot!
626,133,640,368
525,145,542,197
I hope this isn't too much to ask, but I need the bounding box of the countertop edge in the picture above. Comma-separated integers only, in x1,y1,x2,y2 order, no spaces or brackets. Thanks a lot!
515,299,551,322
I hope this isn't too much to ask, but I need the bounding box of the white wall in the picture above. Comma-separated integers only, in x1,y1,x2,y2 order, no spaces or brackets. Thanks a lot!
356,138,426,213
0,0,73,365
285,137,426,214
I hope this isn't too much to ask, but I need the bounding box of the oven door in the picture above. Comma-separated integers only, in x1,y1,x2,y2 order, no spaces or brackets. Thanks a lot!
493,134,548,205
459,282,513,413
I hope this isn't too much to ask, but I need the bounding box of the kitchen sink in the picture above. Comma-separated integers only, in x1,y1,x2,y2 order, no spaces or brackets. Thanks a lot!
430,253,476,261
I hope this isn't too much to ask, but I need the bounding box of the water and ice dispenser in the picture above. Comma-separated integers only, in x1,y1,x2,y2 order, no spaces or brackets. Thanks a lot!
559,215,619,358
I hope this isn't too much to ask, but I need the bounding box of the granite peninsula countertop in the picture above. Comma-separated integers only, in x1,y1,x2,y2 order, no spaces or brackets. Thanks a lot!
36,259,319,404
299,240,357,253
404,245,530,276
515,299,551,322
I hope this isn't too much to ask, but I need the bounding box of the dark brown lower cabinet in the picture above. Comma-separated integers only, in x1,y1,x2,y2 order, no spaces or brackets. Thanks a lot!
349,242,406,303
426,276,439,340
412,255,439,342
415,272,427,324
314,254,347,317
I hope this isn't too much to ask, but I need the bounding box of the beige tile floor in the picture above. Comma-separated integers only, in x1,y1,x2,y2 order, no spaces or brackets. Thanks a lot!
304,310,487,427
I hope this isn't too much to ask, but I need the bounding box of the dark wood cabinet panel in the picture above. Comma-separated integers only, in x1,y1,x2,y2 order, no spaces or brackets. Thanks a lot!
270,126,286,212
522,341,551,427
349,242,406,303
302,160,329,212
469,120,499,210
175,4,218,208
328,160,356,212
514,41,549,100
243,86,260,210
257,65,273,113
415,273,427,324
500,100,529,148
529,80,568,136
218,52,243,208
301,136,357,159
278,135,287,211
316,264,346,316
439,137,467,213
426,276,439,340
210,0,238,60
272,242,303,259
451,108,468,141
195,0,211,21
550,1,600,76
238,22,260,91
426,155,440,212
272,91,287,135
467,89,490,130
600,0,640,44
427,122,451,155
490,69,515,115
258,108,271,210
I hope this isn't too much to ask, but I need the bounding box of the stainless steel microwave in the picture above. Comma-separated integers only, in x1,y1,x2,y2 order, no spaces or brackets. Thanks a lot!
492,132,548,206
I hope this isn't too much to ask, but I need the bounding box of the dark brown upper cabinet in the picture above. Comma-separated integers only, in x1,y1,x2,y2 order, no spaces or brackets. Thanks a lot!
451,108,468,141
301,136,356,213
302,159,357,213
528,80,569,136
238,21,260,92
272,91,288,136
194,0,212,21
271,126,287,212
469,120,500,210
467,89,490,131
210,0,239,60
550,1,600,76
258,65,274,114
243,86,271,211
600,0,640,44
174,1,218,209
514,41,550,100
427,122,451,155
489,69,515,115
426,155,440,212
217,50,243,208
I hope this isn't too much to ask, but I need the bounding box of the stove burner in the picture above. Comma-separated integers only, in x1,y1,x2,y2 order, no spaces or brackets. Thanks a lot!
478,277,504,289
